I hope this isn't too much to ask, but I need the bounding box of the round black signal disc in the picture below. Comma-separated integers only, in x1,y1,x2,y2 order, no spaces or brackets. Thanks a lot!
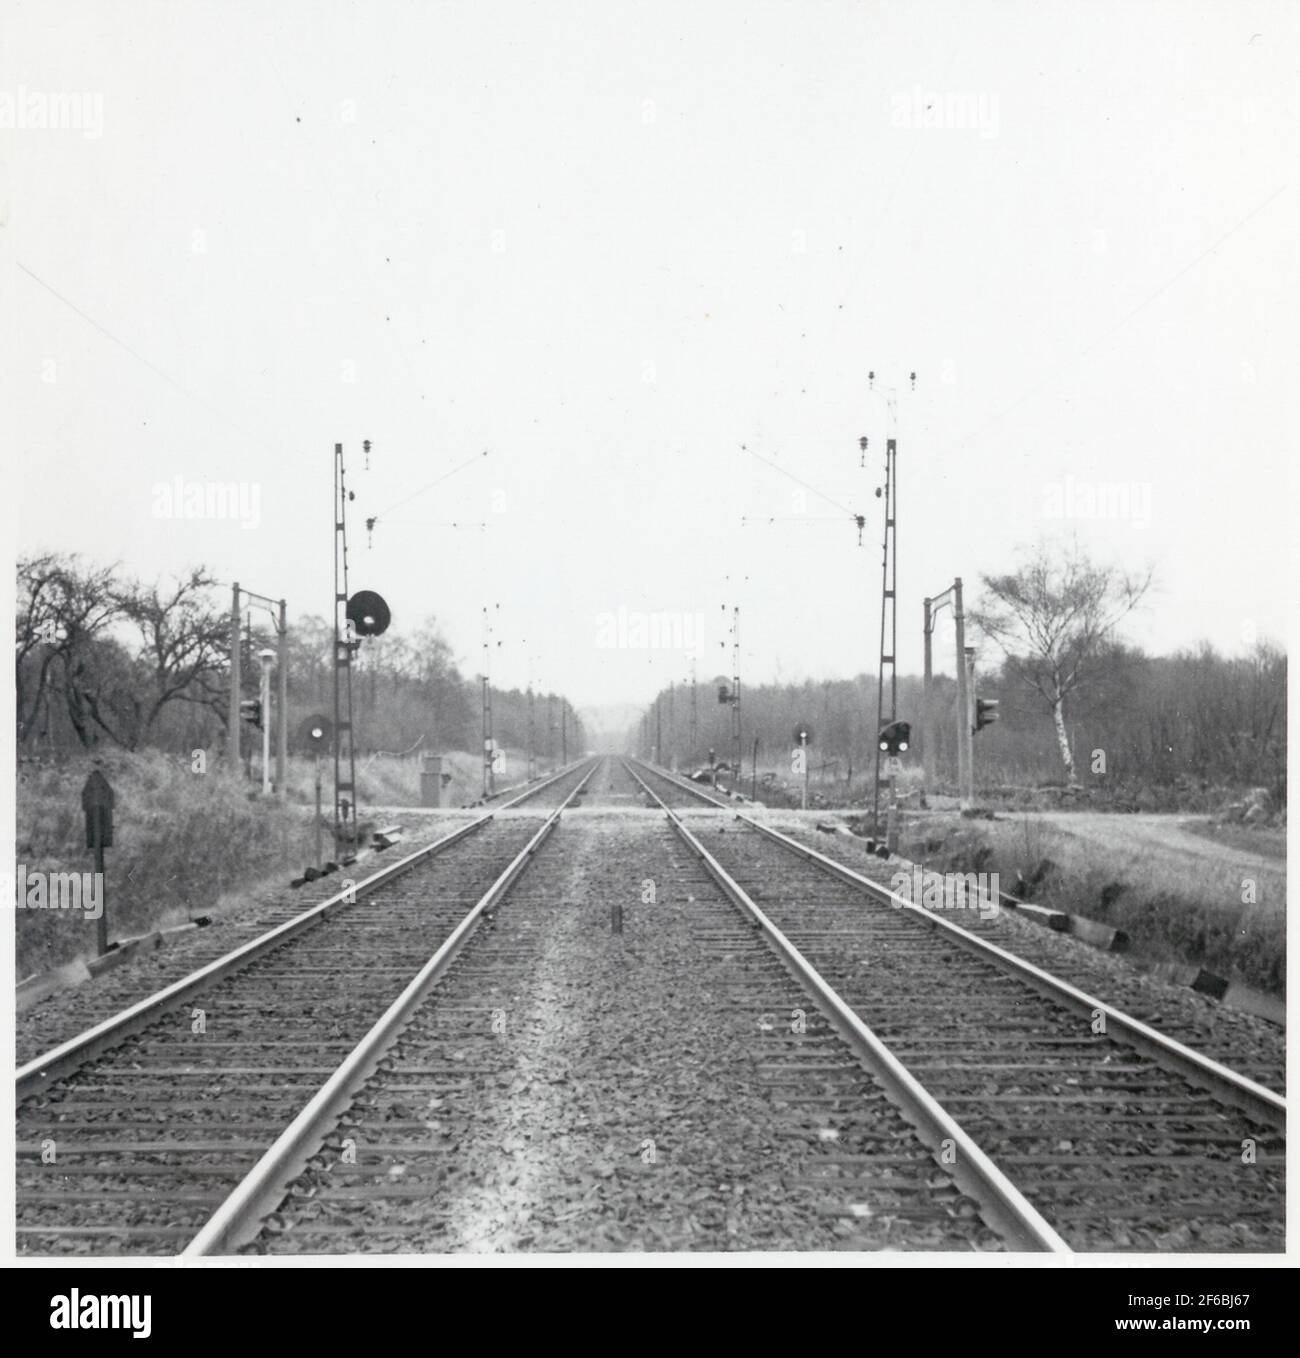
347,590,391,637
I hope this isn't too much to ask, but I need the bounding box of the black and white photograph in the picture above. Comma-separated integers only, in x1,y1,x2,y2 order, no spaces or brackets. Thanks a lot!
4,0,1296,1309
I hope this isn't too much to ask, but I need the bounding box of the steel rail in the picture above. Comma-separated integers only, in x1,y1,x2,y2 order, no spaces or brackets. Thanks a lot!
17,759,592,1101
183,759,598,1256
493,756,598,808
733,813,1287,1129
621,760,1071,1254
625,758,732,808
629,757,1285,1126
488,756,598,807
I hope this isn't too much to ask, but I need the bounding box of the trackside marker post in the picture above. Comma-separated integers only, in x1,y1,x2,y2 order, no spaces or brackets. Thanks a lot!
81,770,114,956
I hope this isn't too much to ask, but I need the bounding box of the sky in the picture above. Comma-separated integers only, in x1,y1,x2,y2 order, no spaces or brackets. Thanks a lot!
6,0,1298,719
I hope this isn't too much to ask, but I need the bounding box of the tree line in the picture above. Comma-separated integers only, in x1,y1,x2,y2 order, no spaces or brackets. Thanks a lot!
16,554,585,765
637,544,1286,801
638,644,1285,800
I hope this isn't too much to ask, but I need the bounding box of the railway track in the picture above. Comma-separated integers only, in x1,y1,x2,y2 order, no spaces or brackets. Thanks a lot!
17,753,1284,1253
19,754,1033,1254
207,762,1026,1252
625,757,1286,1251
622,759,1285,1087
15,758,598,1255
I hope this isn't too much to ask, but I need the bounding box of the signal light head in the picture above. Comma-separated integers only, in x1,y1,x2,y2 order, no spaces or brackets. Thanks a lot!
297,714,333,748
878,720,912,756
974,697,1000,733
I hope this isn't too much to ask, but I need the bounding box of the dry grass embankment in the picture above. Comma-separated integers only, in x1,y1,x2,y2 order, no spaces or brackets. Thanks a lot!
298,747,541,809
897,812,1285,996
15,744,550,980
16,750,313,978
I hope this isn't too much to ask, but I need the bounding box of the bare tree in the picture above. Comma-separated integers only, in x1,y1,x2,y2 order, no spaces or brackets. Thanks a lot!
15,554,123,747
971,542,1152,781
1242,640,1287,799
114,568,230,745
15,553,66,743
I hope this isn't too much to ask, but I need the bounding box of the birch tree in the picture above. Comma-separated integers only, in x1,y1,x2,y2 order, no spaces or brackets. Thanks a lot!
971,543,1151,781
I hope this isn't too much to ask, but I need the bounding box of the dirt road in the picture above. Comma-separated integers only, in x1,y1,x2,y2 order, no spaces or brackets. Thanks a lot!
1030,812,1284,880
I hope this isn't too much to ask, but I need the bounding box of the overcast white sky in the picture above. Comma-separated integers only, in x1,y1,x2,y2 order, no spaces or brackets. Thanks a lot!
6,1,1297,713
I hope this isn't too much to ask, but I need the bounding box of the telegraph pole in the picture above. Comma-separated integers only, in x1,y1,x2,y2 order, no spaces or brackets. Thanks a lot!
276,599,288,796
243,610,254,780
527,684,536,780
690,659,698,754
332,443,361,850
523,642,536,780
731,606,741,780
965,645,977,800
258,649,274,794
921,579,957,805
923,596,934,797
227,583,241,771
954,577,973,808
481,605,497,797
871,431,899,840
668,681,675,771
865,370,914,844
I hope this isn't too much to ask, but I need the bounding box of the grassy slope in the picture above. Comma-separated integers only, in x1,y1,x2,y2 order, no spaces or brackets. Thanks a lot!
898,811,1285,996
14,746,532,979
16,751,310,977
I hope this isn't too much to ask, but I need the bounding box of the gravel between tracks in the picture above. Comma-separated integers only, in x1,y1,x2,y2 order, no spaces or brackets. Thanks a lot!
264,815,992,1253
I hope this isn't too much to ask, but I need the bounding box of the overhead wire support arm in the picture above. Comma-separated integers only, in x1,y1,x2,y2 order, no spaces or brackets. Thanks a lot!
363,450,490,545
739,445,868,543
